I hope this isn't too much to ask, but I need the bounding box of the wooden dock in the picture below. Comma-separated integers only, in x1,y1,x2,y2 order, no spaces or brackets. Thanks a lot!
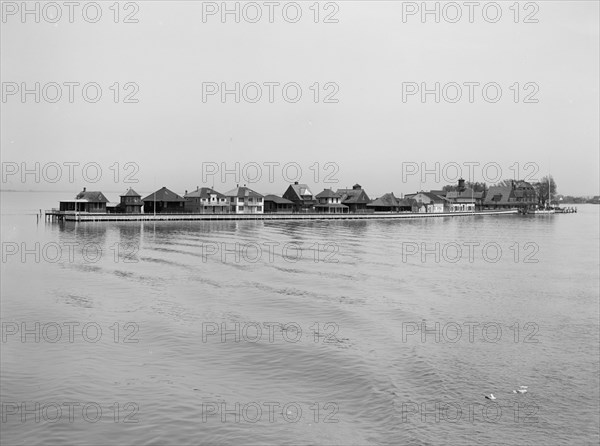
44,209,519,222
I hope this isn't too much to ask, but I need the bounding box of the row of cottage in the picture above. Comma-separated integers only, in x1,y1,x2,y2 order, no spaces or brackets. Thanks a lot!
58,179,538,215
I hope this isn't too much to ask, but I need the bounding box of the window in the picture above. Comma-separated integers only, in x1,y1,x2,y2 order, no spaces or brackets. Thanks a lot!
239,206,244,211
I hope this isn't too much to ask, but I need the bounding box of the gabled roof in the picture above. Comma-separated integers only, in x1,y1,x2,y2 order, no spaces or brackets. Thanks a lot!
367,192,399,207
483,186,514,205
142,187,185,202
184,187,225,199
316,188,341,199
336,187,371,204
264,194,294,204
224,186,263,198
120,188,141,197
286,183,313,199
75,190,109,203
413,192,447,203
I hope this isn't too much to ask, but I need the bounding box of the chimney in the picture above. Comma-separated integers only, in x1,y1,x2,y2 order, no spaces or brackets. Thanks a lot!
185,190,188,195
83,187,86,192
294,181,299,185
236,184,239,187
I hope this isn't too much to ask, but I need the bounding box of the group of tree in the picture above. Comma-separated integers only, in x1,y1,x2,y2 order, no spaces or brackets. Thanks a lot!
441,176,560,207
442,181,488,193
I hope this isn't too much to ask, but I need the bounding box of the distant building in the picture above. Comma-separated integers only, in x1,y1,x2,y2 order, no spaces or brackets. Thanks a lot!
336,184,371,213
282,182,316,212
483,180,537,210
408,192,448,213
117,188,143,214
142,187,186,214
59,187,108,213
445,179,484,212
512,180,537,209
483,186,514,209
224,185,264,214
315,189,348,213
184,187,228,214
397,198,415,212
263,195,294,213
367,192,402,212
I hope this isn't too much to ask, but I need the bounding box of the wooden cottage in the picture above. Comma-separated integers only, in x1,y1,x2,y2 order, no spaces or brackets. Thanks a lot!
282,182,316,212
59,188,108,213
315,189,348,213
224,185,264,214
336,184,371,213
142,187,186,214
117,188,143,214
263,195,294,213
184,187,228,214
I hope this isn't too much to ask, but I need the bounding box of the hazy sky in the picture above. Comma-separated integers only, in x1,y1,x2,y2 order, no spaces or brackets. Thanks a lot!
1,1,598,198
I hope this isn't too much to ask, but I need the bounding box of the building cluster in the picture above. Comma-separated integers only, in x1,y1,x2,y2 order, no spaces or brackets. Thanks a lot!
57,179,539,215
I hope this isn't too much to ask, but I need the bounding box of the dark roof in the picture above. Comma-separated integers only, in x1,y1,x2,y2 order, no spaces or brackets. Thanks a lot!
483,186,513,205
413,192,447,203
336,187,371,204
75,190,109,203
142,187,185,202
184,187,225,199
264,194,294,204
120,188,141,197
286,183,314,199
224,186,263,198
316,188,341,199
430,190,446,197
368,193,399,207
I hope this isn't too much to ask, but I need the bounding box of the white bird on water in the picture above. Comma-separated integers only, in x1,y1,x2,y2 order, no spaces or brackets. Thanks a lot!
513,386,528,394
485,394,496,400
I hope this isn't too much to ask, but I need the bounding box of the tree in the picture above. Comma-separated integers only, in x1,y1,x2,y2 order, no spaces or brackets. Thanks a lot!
534,175,557,207
442,181,487,192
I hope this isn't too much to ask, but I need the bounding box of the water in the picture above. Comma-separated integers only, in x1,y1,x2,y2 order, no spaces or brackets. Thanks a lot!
1,191,599,445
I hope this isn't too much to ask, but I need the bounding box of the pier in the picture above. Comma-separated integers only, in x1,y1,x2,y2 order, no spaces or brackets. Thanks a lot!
44,209,519,223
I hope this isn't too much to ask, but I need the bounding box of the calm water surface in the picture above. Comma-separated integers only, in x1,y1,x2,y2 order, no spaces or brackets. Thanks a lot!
1,191,599,445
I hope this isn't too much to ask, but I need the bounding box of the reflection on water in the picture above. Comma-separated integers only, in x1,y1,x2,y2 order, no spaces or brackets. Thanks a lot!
1,192,599,445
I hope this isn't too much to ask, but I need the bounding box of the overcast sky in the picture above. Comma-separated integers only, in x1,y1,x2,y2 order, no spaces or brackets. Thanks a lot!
1,1,598,198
